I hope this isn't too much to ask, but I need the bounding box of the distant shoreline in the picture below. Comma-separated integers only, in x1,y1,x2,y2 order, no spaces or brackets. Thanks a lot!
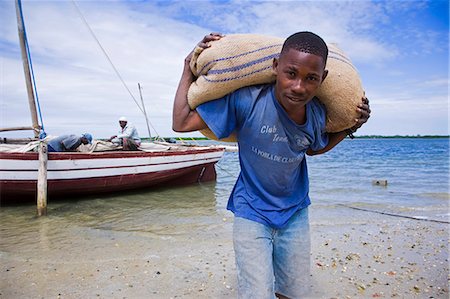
4,136,447,143
347,135,449,139
148,135,450,141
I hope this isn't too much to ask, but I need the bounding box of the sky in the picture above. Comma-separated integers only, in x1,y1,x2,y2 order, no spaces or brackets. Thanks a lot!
1,0,448,139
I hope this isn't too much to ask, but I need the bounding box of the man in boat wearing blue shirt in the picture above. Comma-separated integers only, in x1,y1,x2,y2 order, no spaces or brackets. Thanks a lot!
172,32,371,298
47,133,93,152
109,116,141,151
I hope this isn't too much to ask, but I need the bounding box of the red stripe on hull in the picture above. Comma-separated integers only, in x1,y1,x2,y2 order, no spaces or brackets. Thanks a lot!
0,162,217,204
0,147,223,160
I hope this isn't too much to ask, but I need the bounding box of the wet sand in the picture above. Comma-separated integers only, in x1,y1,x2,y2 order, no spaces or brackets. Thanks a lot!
1,204,448,298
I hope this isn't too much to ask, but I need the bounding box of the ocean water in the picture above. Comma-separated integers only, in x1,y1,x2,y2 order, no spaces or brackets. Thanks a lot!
214,138,450,222
1,138,448,249
0,138,450,231
307,138,449,222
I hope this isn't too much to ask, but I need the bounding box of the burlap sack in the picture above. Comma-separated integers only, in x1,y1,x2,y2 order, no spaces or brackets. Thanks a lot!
317,43,364,133
188,34,364,141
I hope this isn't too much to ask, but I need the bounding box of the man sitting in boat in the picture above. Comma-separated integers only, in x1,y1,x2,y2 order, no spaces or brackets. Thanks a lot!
47,133,93,152
109,116,141,151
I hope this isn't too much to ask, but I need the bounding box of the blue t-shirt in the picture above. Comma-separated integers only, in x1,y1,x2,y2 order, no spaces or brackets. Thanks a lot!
48,134,82,152
197,84,329,228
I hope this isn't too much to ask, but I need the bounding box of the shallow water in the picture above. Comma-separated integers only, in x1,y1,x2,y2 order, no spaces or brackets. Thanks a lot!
308,138,449,221
1,138,448,248
0,183,227,254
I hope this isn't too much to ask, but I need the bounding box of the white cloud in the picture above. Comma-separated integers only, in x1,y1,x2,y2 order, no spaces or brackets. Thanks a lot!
422,78,449,88
1,0,209,139
1,0,448,139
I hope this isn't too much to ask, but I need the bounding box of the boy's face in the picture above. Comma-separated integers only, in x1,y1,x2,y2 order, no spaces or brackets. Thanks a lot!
273,48,328,112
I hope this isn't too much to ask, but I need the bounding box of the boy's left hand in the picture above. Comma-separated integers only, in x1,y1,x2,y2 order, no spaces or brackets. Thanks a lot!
351,96,371,131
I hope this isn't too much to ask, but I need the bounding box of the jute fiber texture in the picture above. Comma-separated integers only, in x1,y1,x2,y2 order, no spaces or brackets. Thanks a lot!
188,34,364,141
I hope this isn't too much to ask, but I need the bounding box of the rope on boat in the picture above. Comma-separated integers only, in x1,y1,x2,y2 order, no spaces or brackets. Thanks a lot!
71,0,144,114
189,137,200,146
137,83,162,139
72,0,161,140
338,204,450,224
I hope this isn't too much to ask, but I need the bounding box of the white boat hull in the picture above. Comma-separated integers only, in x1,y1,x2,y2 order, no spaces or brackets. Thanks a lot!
0,146,224,203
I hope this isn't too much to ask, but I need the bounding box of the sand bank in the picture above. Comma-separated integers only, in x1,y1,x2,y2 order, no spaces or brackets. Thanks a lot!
1,204,448,298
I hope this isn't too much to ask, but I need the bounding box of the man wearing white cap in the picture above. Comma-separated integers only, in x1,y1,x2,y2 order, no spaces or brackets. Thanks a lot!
109,116,141,150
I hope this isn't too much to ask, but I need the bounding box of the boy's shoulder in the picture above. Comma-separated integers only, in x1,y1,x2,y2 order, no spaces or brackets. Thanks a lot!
309,96,326,111
232,83,274,100
238,83,273,92
198,83,274,112
308,97,328,128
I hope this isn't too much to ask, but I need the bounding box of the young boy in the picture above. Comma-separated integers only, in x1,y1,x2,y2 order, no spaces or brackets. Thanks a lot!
173,32,371,299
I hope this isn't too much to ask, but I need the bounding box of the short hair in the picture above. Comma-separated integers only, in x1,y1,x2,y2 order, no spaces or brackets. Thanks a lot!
281,31,328,66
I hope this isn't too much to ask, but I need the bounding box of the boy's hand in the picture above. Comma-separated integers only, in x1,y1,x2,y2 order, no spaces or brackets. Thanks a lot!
173,33,223,133
350,96,371,132
185,33,224,66
197,32,223,49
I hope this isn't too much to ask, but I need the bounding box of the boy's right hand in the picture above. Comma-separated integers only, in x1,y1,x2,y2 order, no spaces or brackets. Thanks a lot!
185,33,224,66
197,32,223,49
173,33,223,133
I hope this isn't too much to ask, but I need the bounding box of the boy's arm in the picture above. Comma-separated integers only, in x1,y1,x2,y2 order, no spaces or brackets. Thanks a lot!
307,97,371,155
172,33,223,132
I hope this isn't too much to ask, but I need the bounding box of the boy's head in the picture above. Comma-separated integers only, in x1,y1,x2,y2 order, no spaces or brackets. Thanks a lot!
280,31,328,67
272,31,329,113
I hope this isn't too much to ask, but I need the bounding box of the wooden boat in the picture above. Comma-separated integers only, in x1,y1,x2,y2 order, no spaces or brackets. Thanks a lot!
0,144,224,203
0,1,225,204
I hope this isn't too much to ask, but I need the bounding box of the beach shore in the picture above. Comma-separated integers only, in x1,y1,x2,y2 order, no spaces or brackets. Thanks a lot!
1,203,448,298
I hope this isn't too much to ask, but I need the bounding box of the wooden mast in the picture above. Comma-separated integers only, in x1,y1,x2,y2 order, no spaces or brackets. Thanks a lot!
15,0,40,138
15,0,48,215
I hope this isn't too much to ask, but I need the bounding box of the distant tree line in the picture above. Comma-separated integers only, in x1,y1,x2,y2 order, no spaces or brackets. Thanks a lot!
353,135,449,139
150,135,449,141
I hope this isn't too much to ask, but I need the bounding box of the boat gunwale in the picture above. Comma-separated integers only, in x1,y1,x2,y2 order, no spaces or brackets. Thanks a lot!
0,147,225,160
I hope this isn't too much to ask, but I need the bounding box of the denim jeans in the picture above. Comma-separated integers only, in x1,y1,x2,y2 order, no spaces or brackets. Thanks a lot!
233,207,311,299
